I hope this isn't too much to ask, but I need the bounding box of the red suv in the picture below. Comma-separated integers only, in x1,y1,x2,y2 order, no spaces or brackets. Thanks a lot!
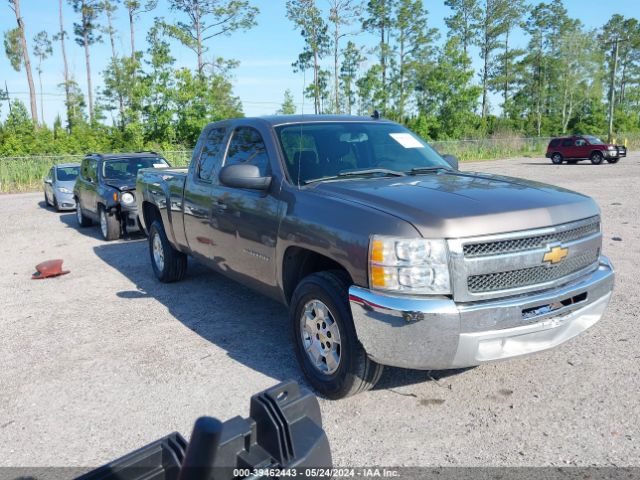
546,135,626,165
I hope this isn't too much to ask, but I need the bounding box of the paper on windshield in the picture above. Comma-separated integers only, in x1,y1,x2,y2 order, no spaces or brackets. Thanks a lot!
153,163,167,168
389,133,424,149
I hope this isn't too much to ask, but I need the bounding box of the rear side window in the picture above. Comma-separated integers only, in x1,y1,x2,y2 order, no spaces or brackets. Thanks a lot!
225,127,269,176
81,158,97,181
198,128,227,181
549,139,560,148
561,139,573,147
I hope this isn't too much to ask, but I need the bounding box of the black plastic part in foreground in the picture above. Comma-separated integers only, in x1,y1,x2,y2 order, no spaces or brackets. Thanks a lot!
77,381,332,480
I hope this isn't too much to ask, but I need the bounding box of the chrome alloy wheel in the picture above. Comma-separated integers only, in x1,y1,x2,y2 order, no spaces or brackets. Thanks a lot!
152,232,165,272
300,300,342,375
100,210,108,239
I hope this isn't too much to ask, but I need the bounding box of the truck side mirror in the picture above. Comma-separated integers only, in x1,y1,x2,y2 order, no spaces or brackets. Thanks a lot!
442,154,459,170
220,164,272,190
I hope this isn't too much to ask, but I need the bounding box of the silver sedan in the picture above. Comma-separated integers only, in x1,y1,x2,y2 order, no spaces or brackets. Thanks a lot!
44,163,80,211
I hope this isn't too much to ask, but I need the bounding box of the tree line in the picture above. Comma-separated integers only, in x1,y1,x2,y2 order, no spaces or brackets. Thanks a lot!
1,0,639,157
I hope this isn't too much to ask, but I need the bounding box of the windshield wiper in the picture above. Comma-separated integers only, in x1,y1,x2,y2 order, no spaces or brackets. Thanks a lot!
408,166,451,175
339,168,406,178
304,168,405,185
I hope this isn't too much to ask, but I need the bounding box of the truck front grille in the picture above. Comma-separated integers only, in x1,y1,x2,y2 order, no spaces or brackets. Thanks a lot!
463,219,600,257
448,216,602,302
467,249,599,293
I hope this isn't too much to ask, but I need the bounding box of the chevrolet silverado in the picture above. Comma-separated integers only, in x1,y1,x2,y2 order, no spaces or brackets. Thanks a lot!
136,115,615,399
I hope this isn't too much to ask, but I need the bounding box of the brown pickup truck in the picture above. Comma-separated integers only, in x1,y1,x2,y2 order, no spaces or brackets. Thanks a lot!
137,115,615,398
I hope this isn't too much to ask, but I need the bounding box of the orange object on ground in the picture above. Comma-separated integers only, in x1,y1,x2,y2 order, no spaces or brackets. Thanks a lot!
32,259,70,279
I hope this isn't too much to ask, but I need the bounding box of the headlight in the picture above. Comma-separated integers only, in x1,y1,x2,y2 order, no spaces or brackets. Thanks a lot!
369,236,451,294
608,146,616,150
57,187,72,194
121,192,135,204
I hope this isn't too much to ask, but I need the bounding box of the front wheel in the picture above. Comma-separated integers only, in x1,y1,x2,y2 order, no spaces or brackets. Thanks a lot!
290,271,383,399
148,220,187,283
607,157,619,164
551,153,563,164
590,151,604,165
99,207,120,241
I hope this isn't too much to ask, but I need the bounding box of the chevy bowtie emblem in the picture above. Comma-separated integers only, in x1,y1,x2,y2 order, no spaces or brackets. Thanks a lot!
543,245,569,265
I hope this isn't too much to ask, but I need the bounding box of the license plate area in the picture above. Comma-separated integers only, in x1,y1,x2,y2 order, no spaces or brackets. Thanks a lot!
521,292,588,321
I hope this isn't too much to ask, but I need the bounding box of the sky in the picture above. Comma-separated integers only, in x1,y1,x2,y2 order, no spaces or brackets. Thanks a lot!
1,0,639,126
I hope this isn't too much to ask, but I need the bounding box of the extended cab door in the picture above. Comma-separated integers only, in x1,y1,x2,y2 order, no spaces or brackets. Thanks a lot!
209,125,284,295
183,126,229,260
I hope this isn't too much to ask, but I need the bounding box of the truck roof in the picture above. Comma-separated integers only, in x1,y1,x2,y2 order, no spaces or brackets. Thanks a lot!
206,114,395,129
258,114,393,126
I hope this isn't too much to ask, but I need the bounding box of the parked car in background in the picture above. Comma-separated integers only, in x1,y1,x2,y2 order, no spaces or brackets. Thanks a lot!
546,135,626,165
43,163,80,211
137,115,614,399
74,152,169,240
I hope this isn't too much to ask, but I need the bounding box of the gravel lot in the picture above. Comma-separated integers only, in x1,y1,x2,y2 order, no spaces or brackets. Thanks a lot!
0,154,638,468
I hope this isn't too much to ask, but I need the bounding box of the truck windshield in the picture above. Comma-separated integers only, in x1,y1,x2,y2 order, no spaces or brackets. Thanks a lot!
275,122,451,185
584,136,605,145
103,157,168,180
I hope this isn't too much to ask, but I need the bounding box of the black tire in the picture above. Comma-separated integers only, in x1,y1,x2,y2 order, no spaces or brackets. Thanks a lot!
53,195,60,212
75,198,92,227
590,151,604,165
551,153,563,164
44,192,51,207
148,220,187,283
607,157,619,164
290,271,383,399
99,206,121,241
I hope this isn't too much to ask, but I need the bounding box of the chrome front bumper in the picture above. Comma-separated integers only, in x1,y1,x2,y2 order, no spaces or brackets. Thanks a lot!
349,256,615,370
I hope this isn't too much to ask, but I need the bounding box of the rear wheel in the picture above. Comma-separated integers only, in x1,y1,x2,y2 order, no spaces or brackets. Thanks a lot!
148,220,187,282
99,207,120,241
75,199,92,227
590,151,604,165
291,271,383,399
551,153,563,164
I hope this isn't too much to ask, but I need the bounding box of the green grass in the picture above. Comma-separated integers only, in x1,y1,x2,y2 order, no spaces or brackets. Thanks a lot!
432,137,550,162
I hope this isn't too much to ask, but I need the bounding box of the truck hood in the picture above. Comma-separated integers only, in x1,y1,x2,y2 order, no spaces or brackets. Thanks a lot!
312,171,599,238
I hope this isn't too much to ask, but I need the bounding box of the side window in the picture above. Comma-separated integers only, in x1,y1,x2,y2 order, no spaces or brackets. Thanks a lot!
198,128,227,181
549,139,560,148
561,139,573,147
87,160,98,182
225,127,269,176
47,167,54,182
575,138,586,147
80,159,89,180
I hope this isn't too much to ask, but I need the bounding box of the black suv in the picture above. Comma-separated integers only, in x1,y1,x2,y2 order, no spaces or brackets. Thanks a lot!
74,152,169,240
